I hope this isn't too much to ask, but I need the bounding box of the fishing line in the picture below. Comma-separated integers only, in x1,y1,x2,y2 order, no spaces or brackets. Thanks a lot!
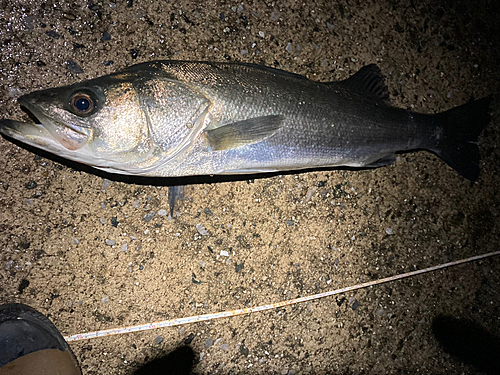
64,250,500,342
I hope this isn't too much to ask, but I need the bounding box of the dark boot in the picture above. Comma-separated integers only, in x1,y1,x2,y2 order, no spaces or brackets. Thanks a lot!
0,303,81,375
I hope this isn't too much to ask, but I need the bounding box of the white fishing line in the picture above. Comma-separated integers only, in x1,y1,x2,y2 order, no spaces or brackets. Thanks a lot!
64,250,500,342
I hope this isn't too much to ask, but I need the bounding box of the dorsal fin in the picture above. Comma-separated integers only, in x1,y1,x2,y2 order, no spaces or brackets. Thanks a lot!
334,64,389,102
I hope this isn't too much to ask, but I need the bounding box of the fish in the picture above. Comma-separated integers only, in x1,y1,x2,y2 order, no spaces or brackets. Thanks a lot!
0,61,492,181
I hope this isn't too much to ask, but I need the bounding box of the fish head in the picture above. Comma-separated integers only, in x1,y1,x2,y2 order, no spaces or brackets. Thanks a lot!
1,74,154,174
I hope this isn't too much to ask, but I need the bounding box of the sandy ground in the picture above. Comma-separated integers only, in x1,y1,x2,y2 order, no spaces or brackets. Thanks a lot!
1,0,500,374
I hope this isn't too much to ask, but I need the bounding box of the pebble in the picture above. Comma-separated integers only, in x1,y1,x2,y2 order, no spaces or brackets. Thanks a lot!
105,239,116,246
220,343,229,351
158,209,167,216
285,42,292,53
5,260,13,270
351,299,359,310
143,211,155,222
121,243,128,252
184,333,195,344
45,30,61,39
200,352,205,360
101,179,111,191
220,250,229,257
205,338,213,348
65,59,83,74
100,217,106,225
385,228,394,235
8,87,22,97
103,60,114,66
101,30,111,41
196,223,209,236
73,238,79,245
259,31,265,37
102,295,109,303
25,181,37,190
214,338,222,345
155,336,164,344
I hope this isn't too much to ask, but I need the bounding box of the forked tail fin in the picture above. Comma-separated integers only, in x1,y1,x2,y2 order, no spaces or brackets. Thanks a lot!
433,98,492,181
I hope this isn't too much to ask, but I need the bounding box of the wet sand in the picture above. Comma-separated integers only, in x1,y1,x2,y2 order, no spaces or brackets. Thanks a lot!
1,0,499,374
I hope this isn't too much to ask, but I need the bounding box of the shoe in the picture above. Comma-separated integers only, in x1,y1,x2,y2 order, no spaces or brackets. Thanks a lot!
0,303,81,375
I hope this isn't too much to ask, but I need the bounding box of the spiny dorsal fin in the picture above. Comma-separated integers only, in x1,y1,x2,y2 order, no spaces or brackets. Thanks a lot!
205,115,284,151
335,64,389,102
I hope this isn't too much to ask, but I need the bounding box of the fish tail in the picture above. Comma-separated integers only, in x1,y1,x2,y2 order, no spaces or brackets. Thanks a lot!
432,97,492,181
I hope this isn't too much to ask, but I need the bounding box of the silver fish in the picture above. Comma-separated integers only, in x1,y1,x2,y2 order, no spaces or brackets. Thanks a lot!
0,61,491,180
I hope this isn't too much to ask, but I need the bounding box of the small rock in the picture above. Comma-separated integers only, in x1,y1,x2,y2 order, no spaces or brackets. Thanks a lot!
184,333,195,344
102,295,109,303
385,228,394,235
196,223,209,236
155,336,164,344
25,181,37,190
220,343,229,351
101,30,111,41
130,49,139,59
285,42,292,53
351,299,359,311
220,250,229,257
121,243,128,252
205,338,213,348
259,31,265,37
158,209,167,216
5,260,13,270
103,60,114,66
73,238,79,244
101,179,111,191
65,59,84,74
143,211,155,222
105,239,116,246
45,30,61,39
200,352,205,360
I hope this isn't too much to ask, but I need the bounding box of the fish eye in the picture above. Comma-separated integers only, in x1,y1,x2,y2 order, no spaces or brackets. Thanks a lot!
70,91,96,116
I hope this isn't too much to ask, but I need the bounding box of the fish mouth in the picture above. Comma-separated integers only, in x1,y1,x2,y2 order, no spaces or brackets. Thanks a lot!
0,97,89,153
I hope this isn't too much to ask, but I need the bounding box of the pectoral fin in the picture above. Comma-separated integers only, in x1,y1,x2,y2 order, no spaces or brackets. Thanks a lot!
205,115,284,151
